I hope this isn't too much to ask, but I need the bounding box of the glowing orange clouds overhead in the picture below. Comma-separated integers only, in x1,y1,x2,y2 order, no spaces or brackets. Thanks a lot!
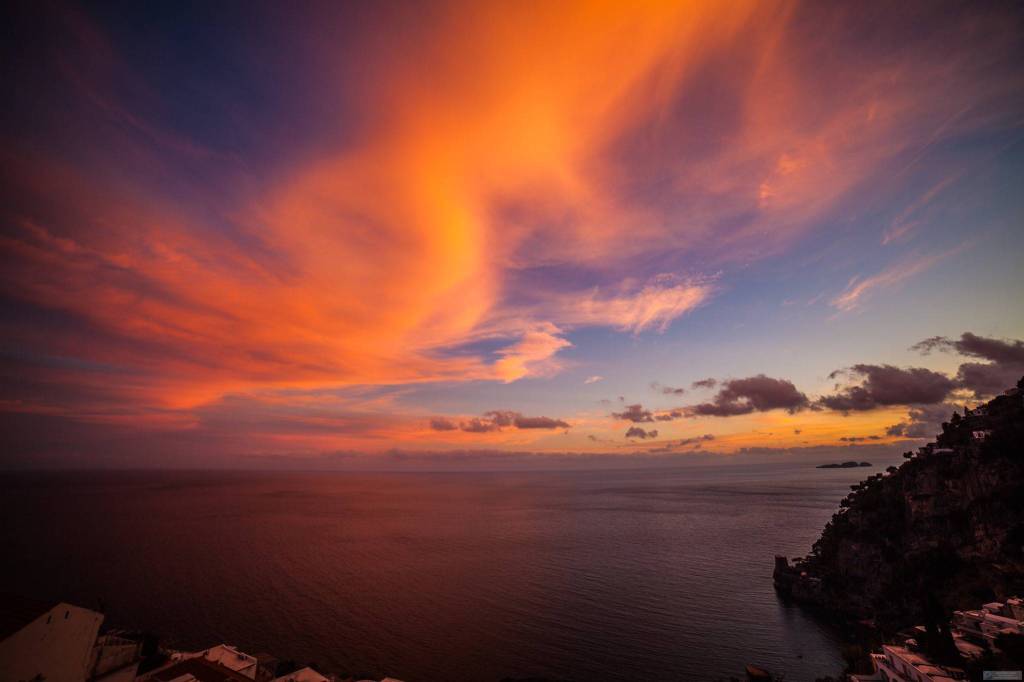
264,0,760,357
5,1,770,408
2,0,1022,460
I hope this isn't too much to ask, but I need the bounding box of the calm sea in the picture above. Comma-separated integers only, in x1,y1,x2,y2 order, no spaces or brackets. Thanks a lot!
0,463,883,681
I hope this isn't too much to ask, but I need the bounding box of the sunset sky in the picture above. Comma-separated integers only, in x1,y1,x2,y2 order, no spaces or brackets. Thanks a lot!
2,1,1023,468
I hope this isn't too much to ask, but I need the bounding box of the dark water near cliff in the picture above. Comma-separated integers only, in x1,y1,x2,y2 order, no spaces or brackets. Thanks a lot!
0,463,882,681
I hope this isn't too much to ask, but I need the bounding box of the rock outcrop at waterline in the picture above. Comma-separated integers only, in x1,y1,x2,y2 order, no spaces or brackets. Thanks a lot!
774,377,1024,632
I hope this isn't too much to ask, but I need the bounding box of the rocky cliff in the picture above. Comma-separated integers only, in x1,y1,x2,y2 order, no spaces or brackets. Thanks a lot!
775,377,1024,633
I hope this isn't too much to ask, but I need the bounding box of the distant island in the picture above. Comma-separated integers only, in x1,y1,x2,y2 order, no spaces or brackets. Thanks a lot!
816,461,871,469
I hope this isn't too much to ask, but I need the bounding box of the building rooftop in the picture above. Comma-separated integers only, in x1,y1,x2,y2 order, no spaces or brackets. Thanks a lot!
151,657,255,682
186,644,258,677
880,645,964,680
0,593,60,641
272,667,329,682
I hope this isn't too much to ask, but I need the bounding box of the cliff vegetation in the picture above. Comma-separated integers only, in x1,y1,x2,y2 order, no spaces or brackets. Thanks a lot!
775,376,1024,640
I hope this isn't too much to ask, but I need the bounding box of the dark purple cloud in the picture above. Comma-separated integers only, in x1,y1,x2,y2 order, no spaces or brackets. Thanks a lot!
818,364,955,412
429,417,458,431
514,415,570,429
954,362,1022,397
431,410,570,432
654,409,684,421
483,410,517,427
885,403,957,438
643,433,715,454
460,417,501,433
685,375,809,417
913,332,1024,365
692,378,717,389
839,435,881,442
626,426,658,439
912,332,1024,397
651,382,685,395
612,403,655,422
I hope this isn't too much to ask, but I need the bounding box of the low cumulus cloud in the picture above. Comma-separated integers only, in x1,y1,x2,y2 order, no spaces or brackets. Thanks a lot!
956,363,1024,399
612,403,655,422
644,333,1019,427
484,410,517,427
626,426,658,439
678,434,715,447
460,417,502,433
429,417,458,431
514,415,571,429
913,332,1024,398
914,331,1024,364
430,410,570,433
818,364,955,412
685,375,808,416
885,403,958,439
644,433,714,453
651,382,686,395
608,332,1020,440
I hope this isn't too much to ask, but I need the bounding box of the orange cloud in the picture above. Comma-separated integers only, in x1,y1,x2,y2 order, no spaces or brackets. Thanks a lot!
492,324,572,383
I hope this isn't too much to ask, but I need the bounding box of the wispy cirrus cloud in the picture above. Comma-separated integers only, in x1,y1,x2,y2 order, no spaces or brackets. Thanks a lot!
881,174,960,245
558,279,713,334
491,324,572,383
830,246,965,313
